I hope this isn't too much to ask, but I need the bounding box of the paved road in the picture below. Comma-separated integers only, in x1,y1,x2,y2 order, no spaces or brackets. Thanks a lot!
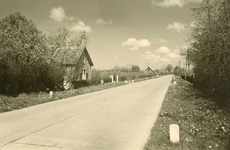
0,75,172,150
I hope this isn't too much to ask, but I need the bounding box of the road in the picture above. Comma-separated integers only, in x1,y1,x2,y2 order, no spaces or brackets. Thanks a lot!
0,75,172,150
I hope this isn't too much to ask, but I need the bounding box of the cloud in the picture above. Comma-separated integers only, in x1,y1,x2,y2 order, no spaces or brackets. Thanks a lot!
69,21,92,33
49,6,76,23
152,0,184,7
142,51,161,60
160,57,170,63
141,46,182,65
151,0,201,8
141,51,170,64
155,46,171,54
167,53,180,58
152,38,170,45
121,38,151,50
95,18,113,25
167,22,185,33
49,6,66,22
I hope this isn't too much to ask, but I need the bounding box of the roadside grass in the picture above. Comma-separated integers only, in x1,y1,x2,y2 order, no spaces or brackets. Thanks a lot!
144,76,230,150
0,76,159,113
0,82,126,113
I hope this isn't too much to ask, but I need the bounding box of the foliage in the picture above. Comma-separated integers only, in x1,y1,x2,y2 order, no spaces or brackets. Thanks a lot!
113,65,129,72
46,28,88,87
186,0,230,102
91,69,101,80
72,80,88,89
174,66,181,75
165,64,173,73
154,69,160,74
0,12,52,96
0,12,89,96
131,65,141,72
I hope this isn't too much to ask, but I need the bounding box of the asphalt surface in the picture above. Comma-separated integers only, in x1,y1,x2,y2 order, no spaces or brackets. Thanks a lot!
0,75,172,150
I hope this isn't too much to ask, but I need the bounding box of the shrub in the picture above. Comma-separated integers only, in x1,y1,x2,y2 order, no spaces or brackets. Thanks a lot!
119,75,127,81
138,74,153,78
72,80,88,89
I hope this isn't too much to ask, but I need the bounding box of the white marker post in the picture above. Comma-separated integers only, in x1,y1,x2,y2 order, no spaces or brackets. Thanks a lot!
116,75,119,82
49,91,53,98
110,75,114,83
101,78,104,84
170,124,180,143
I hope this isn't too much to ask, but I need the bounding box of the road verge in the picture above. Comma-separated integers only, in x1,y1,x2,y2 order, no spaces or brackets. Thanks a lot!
144,76,230,150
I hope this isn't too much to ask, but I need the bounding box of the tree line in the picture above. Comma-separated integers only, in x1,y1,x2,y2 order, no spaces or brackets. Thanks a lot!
186,0,230,103
0,12,87,96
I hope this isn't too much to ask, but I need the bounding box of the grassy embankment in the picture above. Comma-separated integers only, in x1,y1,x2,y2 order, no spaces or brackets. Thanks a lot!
0,76,158,113
145,76,230,150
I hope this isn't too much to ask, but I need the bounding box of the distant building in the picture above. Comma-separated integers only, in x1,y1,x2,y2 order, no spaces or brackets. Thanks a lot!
145,67,154,74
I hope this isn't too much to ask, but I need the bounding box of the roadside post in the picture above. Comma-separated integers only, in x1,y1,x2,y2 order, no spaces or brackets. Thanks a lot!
49,91,53,98
170,124,180,143
110,75,114,83
101,78,104,84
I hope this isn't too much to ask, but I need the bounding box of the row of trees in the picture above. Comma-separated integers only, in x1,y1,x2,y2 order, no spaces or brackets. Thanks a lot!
0,12,87,96
185,0,230,101
113,65,141,72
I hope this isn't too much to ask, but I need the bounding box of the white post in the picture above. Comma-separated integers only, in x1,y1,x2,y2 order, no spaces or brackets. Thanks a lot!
110,75,114,83
101,78,104,84
170,124,180,143
116,75,119,82
49,91,53,98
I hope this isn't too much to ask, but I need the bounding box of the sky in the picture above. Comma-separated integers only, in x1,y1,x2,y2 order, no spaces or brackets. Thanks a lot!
0,0,200,70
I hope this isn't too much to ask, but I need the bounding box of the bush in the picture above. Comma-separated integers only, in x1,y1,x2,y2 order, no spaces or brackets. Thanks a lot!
88,79,101,86
72,80,88,89
138,74,153,79
119,75,127,81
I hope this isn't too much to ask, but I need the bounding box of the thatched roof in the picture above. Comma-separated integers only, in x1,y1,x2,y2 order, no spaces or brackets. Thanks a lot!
53,47,93,67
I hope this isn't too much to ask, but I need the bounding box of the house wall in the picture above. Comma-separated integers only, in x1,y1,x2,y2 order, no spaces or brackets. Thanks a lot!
78,53,92,80
81,57,91,80
145,69,154,74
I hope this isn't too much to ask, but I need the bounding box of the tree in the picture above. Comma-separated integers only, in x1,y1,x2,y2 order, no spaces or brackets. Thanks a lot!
187,0,230,99
173,66,181,75
154,69,160,74
46,28,88,88
131,65,141,72
113,65,129,72
165,64,173,73
0,12,49,95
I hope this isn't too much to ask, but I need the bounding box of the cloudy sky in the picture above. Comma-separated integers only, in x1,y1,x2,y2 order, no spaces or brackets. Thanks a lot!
0,0,200,70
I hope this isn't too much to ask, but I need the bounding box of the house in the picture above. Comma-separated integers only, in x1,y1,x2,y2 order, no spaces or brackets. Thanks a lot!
145,67,154,74
54,46,94,89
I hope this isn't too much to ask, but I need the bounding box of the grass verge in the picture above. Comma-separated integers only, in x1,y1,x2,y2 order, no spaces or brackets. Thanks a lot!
0,82,126,113
144,76,230,150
